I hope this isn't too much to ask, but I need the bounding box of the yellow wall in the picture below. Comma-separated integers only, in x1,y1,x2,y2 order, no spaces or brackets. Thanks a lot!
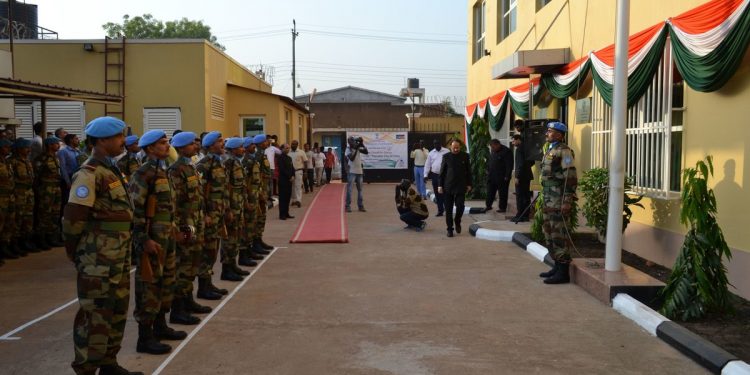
226,85,309,143
466,0,750,255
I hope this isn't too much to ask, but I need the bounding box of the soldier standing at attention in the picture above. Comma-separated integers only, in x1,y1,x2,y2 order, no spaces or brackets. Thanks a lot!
253,135,275,253
167,131,214,321
129,130,186,355
117,135,141,181
195,131,230,300
239,137,263,267
34,136,65,248
10,138,38,254
62,117,142,375
538,122,577,285
0,139,18,263
220,137,249,281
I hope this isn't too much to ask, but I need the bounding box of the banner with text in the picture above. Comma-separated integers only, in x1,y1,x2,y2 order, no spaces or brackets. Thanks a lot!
346,131,408,169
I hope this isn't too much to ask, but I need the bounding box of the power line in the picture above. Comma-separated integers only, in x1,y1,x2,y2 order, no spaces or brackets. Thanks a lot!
275,68,466,81
257,59,465,73
301,23,466,38
299,29,465,45
274,64,466,77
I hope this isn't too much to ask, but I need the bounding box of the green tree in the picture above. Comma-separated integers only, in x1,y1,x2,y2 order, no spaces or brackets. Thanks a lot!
103,14,225,51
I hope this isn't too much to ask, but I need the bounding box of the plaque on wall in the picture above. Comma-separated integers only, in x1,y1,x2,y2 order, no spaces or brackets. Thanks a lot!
576,97,592,124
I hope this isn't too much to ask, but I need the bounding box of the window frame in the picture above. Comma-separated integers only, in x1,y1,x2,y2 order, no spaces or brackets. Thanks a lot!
473,0,487,62
239,116,265,138
498,0,517,43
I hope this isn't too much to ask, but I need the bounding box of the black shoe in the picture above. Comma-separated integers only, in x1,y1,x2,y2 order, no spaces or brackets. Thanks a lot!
197,278,223,300
252,240,270,255
286,215,295,219
539,262,559,278
238,251,259,267
496,208,507,213
154,311,188,340
11,240,28,257
137,324,172,355
46,235,64,248
436,212,444,217
220,264,244,282
186,293,212,314
279,216,287,220
447,229,454,238
1,242,19,259
169,298,201,325
485,207,493,212
248,251,264,260
259,239,274,250
32,236,50,251
99,363,145,375
231,262,250,276
455,223,462,234
544,262,570,284
208,279,228,295
20,237,35,252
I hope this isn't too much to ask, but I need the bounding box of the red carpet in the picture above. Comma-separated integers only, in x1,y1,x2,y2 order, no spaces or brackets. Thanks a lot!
290,184,349,243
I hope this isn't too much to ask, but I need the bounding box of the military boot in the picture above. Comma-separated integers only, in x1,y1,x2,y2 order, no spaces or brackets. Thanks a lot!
543,262,570,284
207,278,228,295
154,311,187,340
252,240,270,255
32,235,49,251
231,261,250,276
169,297,201,325
238,248,258,267
186,293,212,314
539,262,559,278
136,324,172,355
12,238,28,257
46,234,64,248
99,363,145,375
220,263,244,282
1,241,19,259
259,238,274,250
197,278,222,300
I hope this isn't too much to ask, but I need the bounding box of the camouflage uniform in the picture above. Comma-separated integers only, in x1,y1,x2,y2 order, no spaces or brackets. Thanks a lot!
540,142,577,263
75,150,90,169
255,148,271,238
195,153,228,278
117,152,141,182
34,152,62,237
9,154,34,244
129,159,177,326
0,156,15,247
168,156,204,299
242,152,260,244
63,157,134,374
222,154,245,266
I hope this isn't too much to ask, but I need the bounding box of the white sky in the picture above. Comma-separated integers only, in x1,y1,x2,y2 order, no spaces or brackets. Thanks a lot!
29,0,468,105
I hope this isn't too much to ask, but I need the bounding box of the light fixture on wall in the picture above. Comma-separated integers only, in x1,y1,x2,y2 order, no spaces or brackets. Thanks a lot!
484,49,491,56
83,43,94,52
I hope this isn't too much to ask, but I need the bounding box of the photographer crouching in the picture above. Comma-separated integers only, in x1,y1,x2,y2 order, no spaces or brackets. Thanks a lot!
395,179,429,232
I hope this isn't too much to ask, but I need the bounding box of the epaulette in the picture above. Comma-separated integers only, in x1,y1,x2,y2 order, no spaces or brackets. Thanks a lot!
82,164,97,171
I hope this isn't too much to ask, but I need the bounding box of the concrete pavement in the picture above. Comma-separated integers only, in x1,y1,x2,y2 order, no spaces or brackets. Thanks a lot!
0,184,706,374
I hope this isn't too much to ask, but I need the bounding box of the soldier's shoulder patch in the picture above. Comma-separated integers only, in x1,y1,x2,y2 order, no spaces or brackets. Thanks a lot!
187,175,198,182
155,178,169,185
75,185,89,198
108,180,122,190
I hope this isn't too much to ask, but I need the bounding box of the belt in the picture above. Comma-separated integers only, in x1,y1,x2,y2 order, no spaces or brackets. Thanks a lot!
541,180,561,187
85,221,132,232
152,212,172,222
414,165,424,167
295,169,303,171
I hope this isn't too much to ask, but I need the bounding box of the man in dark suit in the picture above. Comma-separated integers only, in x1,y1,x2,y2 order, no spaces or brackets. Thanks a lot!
512,134,535,221
277,143,295,220
485,139,514,213
438,140,472,237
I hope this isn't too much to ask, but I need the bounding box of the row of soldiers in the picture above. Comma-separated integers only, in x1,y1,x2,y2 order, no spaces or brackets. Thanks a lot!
0,136,76,266
62,116,276,375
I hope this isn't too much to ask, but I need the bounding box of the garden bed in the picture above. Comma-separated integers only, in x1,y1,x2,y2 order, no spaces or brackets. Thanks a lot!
525,232,750,362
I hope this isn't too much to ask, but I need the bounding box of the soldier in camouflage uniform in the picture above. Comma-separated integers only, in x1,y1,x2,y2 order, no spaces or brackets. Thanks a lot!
195,131,229,299
239,137,265,267
77,137,92,167
252,135,275,253
167,131,213,322
62,117,143,375
117,135,141,182
34,136,64,248
220,138,250,281
0,139,19,263
128,130,186,355
538,122,577,285
9,138,37,254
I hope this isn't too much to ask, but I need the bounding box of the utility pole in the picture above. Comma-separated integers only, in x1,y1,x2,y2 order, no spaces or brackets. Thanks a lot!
292,19,298,100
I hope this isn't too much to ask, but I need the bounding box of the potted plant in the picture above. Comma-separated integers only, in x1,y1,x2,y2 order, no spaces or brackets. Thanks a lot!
579,167,643,242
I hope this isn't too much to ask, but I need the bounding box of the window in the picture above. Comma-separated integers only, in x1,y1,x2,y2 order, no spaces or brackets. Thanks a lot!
284,108,292,142
240,116,264,137
536,0,552,12
591,41,684,198
473,1,487,62
499,0,517,43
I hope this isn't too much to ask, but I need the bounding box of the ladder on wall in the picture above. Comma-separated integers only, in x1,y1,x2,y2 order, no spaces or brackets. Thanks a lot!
104,36,126,120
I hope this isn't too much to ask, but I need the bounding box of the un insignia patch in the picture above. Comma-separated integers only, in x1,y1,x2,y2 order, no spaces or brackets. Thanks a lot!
76,186,89,198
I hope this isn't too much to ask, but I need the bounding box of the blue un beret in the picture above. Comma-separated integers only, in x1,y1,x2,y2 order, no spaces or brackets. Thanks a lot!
224,137,243,150
547,121,568,133
243,137,254,148
171,131,197,148
202,131,221,148
253,134,267,144
138,129,166,148
85,116,126,138
12,138,32,149
125,135,139,147
0,139,12,147
44,136,61,145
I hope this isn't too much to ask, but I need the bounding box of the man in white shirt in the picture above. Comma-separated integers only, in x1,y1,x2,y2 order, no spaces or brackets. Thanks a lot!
303,143,315,193
410,141,429,198
30,122,44,161
264,136,281,198
345,136,368,212
424,139,449,216
288,140,308,207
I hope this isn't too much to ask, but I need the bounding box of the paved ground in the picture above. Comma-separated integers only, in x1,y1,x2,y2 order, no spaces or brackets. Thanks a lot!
0,183,706,374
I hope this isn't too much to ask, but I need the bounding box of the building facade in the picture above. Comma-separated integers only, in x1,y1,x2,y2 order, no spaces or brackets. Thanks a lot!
466,0,750,299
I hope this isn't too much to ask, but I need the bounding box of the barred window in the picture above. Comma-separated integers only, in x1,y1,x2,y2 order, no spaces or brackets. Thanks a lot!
591,41,684,199
473,0,486,62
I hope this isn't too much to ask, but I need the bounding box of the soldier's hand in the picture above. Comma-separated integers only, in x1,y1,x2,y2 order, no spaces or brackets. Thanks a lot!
204,216,213,226
143,239,162,256
437,187,443,194
561,203,572,216
226,212,234,223
467,185,473,193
